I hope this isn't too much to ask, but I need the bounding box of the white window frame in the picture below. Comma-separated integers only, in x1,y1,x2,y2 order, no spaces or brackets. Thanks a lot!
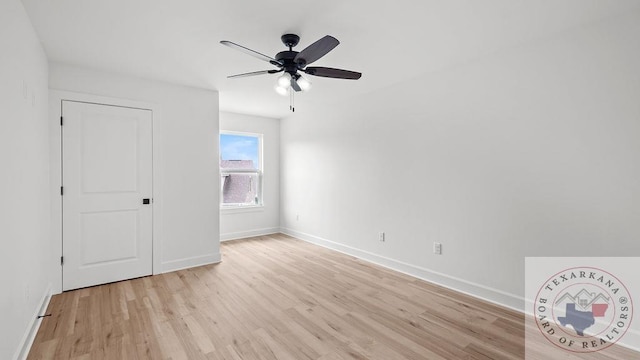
219,130,263,209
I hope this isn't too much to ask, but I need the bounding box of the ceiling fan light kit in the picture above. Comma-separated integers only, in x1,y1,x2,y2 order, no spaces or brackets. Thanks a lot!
274,73,311,96
221,33,361,112
273,84,288,96
276,72,292,88
296,76,311,91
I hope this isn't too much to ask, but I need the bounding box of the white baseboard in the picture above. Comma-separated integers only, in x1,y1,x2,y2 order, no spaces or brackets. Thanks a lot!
621,329,640,352
14,284,52,360
280,228,523,312
220,227,279,242
161,253,221,273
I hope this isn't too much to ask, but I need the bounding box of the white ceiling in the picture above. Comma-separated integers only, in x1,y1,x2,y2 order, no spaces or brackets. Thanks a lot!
21,0,640,119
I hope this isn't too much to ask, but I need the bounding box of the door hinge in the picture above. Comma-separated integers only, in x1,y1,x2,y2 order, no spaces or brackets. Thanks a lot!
60,116,63,126
60,186,64,196
60,256,64,266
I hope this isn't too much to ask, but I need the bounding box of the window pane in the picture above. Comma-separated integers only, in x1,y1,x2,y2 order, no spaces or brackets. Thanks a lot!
220,133,259,170
219,132,262,207
221,173,259,205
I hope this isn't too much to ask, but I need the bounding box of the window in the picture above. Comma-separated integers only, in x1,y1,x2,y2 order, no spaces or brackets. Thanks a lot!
220,132,262,208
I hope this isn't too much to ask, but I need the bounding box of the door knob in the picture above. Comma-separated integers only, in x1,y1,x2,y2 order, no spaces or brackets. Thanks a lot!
142,198,151,204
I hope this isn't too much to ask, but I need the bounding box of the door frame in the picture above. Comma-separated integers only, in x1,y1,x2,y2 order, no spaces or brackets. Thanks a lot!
50,90,163,294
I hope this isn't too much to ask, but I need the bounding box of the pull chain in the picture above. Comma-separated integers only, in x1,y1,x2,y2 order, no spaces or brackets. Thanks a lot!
289,89,295,112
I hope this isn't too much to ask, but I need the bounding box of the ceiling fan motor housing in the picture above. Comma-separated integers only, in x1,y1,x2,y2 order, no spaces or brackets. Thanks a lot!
275,50,302,75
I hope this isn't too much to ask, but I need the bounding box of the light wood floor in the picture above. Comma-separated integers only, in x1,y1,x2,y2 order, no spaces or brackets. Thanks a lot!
28,234,638,359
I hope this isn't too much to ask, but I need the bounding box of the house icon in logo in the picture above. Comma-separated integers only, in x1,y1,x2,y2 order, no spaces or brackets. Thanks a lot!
556,289,610,311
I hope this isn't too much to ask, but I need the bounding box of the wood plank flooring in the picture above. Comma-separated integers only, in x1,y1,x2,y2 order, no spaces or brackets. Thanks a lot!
28,234,639,359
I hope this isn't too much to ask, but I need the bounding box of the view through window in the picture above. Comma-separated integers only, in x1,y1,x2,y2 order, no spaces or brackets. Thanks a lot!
220,132,262,207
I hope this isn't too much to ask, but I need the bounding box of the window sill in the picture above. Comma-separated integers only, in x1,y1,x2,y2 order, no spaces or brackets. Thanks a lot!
220,205,265,215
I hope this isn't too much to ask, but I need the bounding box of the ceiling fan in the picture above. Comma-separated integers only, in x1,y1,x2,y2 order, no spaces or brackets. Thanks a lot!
220,34,361,110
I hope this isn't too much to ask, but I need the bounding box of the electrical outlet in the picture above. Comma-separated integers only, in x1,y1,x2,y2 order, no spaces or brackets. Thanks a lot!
379,232,385,242
434,242,442,255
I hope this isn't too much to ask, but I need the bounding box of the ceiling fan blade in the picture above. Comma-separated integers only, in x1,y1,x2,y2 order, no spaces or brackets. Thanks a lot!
220,40,283,66
294,35,339,66
303,67,362,80
227,69,282,79
291,78,302,92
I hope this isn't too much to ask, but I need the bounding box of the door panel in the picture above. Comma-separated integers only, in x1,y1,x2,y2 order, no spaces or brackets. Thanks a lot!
80,210,138,266
81,115,139,193
62,101,152,291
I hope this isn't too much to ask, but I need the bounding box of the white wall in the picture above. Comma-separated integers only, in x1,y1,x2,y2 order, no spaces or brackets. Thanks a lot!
49,63,220,278
281,11,640,310
220,112,280,240
0,0,51,359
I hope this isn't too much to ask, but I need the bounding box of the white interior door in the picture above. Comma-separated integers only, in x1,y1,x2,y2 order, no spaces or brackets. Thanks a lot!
62,100,153,291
